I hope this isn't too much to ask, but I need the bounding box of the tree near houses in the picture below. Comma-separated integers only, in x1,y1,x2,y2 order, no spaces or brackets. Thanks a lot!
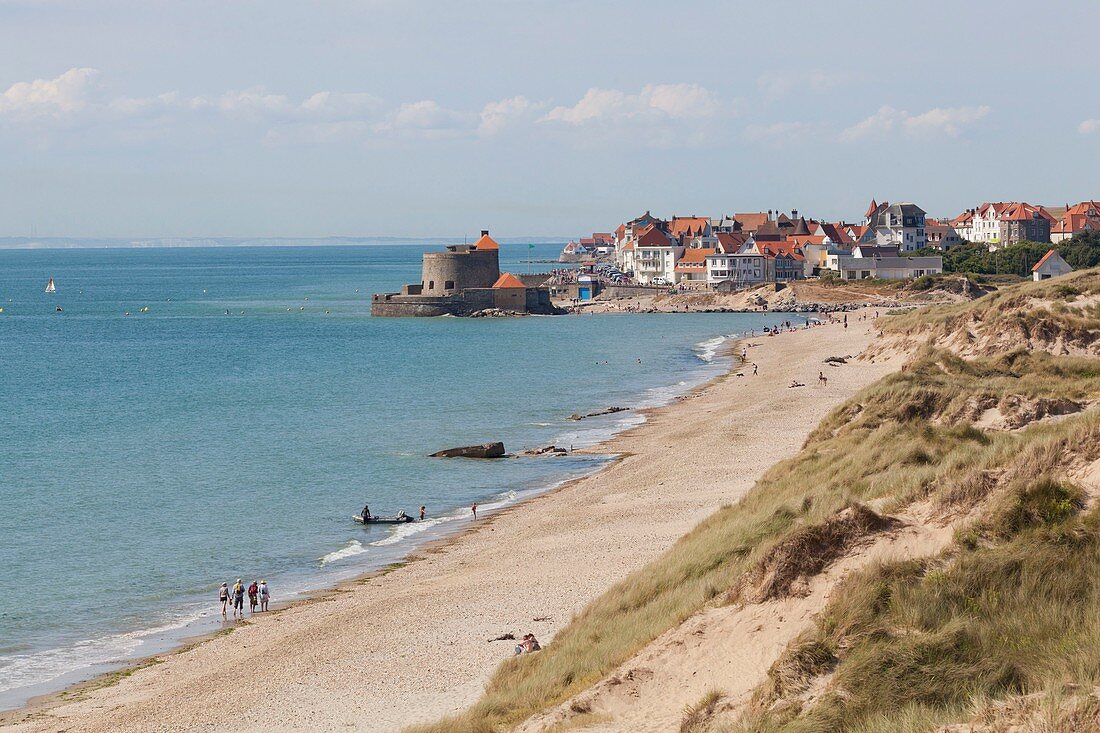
913,230,1100,276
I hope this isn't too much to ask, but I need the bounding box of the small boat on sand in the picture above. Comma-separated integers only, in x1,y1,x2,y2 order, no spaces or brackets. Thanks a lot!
352,514,415,525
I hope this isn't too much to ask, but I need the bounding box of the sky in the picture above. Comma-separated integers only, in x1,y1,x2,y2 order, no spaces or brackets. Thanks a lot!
1,0,1098,239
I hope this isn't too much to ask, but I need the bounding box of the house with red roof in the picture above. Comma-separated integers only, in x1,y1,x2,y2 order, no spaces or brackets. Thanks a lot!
629,223,681,285
673,247,716,286
998,202,1054,246
1051,201,1100,243
924,219,962,250
1032,249,1073,281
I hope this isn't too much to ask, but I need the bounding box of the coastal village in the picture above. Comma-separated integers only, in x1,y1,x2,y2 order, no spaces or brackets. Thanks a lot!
371,198,1093,317
562,198,1094,289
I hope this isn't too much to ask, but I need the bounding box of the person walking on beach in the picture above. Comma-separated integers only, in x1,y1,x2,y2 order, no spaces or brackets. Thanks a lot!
219,582,230,619
740,346,747,362
819,371,828,387
247,580,259,614
258,580,270,612
232,579,245,620
753,363,758,376
471,502,478,520
419,505,426,521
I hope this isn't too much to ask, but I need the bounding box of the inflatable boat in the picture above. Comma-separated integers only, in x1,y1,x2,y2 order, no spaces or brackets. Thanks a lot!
352,514,415,525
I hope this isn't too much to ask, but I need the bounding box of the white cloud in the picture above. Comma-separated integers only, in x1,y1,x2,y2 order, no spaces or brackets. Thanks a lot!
543,83,721,125
478,95,539,136
539,83,728,147
1080,119,1100,135
841,104,990,141
381,100,475,137
0,67,100,117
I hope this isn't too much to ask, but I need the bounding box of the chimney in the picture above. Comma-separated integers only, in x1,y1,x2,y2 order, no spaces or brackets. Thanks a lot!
792,209,798,219
481,229,489,237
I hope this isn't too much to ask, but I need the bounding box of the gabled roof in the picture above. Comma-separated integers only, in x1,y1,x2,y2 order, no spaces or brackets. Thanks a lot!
492,272,526,289
951,210,974,226
789,234,827,247
734,212,770,232
635,223,675,248
864,199,879,218
1001,202,1054,222
1032,249,1069,273
670,216,711,238
674,248,716,271
715,231,750,254
474,232,500,250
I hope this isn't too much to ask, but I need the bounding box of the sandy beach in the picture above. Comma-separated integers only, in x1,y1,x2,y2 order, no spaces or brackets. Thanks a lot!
2,313,898,733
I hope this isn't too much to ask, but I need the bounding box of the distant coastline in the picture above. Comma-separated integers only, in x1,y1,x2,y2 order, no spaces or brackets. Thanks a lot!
0,236,572,250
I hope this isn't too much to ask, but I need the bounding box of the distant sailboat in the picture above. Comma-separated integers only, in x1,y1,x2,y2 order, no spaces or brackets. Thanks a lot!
45,277,56,294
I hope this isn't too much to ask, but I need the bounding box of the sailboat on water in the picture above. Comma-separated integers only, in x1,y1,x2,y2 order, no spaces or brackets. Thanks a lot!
45,277,56,294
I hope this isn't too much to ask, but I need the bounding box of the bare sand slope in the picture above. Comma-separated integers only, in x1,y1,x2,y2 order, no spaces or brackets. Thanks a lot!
518,502,960,733
3,315,892,733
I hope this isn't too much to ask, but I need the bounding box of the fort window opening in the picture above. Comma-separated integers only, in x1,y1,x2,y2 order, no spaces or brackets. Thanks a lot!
445,280,455,290
428,280,435,290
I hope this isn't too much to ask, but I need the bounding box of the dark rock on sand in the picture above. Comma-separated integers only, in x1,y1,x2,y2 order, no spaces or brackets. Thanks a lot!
429,442,506,459
567,406,629,421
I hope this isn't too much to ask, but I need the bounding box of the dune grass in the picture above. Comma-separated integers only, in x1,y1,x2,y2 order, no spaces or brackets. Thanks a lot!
734,496,1100,733
406,340,1100,733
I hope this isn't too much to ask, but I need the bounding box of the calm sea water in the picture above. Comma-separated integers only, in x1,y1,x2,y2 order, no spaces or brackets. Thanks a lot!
0,243,792,708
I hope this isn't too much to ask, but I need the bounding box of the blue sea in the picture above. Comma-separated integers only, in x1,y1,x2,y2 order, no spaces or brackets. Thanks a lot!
0,243,792,709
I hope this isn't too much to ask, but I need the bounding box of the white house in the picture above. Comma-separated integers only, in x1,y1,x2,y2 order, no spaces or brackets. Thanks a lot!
838,249,943,280
706,252,767,287
1031,249,1073,281
862,201,927,252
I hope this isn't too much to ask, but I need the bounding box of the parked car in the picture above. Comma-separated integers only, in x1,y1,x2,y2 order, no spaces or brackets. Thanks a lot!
651,277,670,286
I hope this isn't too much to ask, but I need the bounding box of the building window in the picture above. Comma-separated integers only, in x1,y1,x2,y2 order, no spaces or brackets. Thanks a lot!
444,280,455,290
428,280,435,290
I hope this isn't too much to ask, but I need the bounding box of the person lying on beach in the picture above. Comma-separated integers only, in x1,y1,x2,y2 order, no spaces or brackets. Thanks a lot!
789,380,805,388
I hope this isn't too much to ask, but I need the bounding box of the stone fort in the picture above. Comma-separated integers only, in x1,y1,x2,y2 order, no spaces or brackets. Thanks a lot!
371,230,556,317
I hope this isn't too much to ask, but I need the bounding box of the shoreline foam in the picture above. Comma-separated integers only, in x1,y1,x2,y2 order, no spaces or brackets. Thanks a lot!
0,321,775,718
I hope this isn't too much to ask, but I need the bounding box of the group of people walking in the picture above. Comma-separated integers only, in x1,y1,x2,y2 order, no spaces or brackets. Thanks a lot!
219,578,270,619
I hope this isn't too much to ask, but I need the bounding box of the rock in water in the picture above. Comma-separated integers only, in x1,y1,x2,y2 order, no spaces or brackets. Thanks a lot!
429,442,506,459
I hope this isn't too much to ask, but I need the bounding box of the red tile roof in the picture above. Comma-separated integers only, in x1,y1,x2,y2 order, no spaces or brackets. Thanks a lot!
1031,249,1058,272
492,272,526,289
1001,202,1054,222
734,212,769,232
474,232,500,250
670,216,710,238
635,224,674,248
715,232,749,254
674,248,715,271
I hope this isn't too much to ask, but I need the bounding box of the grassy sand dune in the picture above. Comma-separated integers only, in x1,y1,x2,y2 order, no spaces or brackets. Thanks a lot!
413,270,1100,732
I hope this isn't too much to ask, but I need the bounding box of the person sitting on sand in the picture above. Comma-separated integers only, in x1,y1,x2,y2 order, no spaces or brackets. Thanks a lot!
514,634,542,655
